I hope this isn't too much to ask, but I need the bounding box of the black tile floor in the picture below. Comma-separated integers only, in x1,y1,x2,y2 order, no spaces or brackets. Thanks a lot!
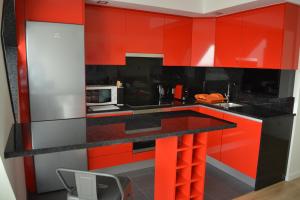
29,163,253,200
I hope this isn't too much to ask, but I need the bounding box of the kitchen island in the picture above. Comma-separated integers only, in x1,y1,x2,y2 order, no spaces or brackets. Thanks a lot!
5,110,235,199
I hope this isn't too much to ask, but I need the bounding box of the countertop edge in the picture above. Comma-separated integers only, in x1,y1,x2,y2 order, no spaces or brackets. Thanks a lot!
87,103,295,121
4,123,236,159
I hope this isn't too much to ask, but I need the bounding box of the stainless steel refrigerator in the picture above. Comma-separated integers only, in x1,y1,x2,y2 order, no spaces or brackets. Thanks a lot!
26,21,87,193
26,21,85,121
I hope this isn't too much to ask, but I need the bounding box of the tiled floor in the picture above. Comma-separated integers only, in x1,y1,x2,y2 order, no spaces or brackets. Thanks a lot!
29,163,252,200
204,163,253,200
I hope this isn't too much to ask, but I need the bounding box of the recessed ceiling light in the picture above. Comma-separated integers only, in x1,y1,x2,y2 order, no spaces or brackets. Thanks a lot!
96,0,108,4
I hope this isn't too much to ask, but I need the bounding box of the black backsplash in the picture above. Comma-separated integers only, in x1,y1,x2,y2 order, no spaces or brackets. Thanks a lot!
86,57,294,105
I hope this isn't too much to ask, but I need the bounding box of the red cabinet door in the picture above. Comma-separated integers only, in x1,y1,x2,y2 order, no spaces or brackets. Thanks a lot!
85,6,126,65
25,0,85,24
240,5,285,69
88,152,133,170
191,18,216,67
88,143,133,158
198,107,224,161
215,14,243,67
163,15,192,66
126,10,164,53
221,114,262,179
281,3,300,70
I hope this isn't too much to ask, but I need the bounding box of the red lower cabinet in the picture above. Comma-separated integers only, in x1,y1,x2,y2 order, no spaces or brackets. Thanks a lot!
87,111,155,170
197,106,262,179
221,114,262,179
88,152,133,170
198,107,224,161
88,143,155,170
87,143,133,170
206,130,222,160
132,150,155,162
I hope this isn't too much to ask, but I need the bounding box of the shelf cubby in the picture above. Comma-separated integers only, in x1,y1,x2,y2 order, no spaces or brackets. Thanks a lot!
176,167,191,186
193,133,208,147
176,149,192,169
155,134,207,200
191,165,205,182
177,134,194,150
190,181,204,199
175,184,189,200
192,148,206,165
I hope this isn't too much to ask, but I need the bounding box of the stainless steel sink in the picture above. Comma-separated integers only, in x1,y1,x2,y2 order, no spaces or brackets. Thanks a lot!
213,102,243,109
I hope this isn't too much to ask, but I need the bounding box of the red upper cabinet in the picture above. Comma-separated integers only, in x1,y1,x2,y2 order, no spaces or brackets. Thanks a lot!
215,3,300,69
215,14,243,67
125,10,164,53
191,18,216,67
281,4,300,70
163,15,193,66
240,5,285,69
221,114,262,179
85,6,126,65
25,0,85,24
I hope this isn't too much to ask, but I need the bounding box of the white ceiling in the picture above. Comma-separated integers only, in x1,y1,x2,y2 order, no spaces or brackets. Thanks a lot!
86,0,300,17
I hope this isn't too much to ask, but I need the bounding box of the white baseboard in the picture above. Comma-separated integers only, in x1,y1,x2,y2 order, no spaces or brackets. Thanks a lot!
285,170,300,181
92,159,154,174
206,156,256,188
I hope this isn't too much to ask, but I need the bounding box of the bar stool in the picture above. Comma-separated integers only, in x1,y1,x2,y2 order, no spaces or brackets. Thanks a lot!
56,168,132,200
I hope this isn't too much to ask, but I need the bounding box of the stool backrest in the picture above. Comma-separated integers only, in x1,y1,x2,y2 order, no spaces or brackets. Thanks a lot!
75,171,98,200
56,168,125,200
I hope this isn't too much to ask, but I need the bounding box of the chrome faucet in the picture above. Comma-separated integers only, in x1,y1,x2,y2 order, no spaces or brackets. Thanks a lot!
224,83,230,103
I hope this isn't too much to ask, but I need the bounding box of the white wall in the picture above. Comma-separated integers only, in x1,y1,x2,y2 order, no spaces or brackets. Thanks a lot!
202,0,259,13
0,0,27,199
286,71,300,181
286,4,300,181
286,55,300,181
87,0,300,16
87,0,204,17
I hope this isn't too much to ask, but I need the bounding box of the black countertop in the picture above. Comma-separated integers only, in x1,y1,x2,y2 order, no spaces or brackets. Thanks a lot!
88,99,294,120
4,110,236,158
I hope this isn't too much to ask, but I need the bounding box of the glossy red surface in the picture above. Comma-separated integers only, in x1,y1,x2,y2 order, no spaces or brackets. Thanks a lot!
132,150,155,162
88,152,133,170
215,3,300,69
25,0,85,24
215,13,243,67
240,5,285,69
22,125,36,193
174,84,183,100
163,15,193,66
191,18,216,67
125,10,164,53
155,132,207,199
16,0,34,192
221,113,262,179
198,107,224,161
88,143,132,158
281,4,300,70
155,136,177,200
16,0,30,123
85,6,126,65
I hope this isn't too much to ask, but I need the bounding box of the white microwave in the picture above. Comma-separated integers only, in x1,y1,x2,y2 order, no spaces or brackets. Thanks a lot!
86,85,118,106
